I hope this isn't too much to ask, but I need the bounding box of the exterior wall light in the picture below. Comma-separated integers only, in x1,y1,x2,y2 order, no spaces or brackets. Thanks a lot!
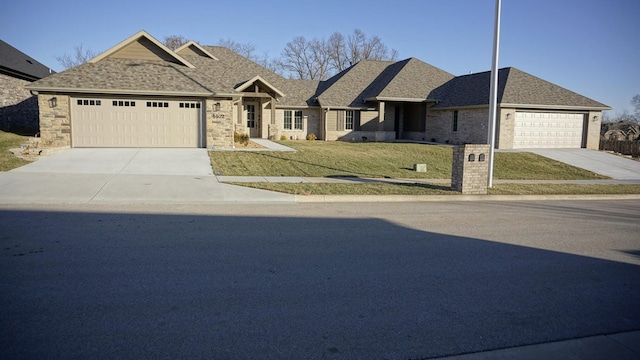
592,115,598,122
505,113,511,120
48,97,57,108
214,102,221,111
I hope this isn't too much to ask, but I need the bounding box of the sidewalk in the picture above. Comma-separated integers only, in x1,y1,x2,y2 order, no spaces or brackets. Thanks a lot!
430,330,640,360
217,176,640,185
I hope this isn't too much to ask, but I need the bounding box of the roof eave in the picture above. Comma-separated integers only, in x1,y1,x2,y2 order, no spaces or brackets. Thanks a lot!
365,96,437,103
24,86,212,97
500,103,612,111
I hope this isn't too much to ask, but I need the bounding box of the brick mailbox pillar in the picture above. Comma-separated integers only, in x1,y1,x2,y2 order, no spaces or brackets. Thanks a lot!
451,144,490,194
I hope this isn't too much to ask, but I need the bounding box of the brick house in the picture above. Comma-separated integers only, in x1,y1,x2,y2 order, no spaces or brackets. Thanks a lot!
25,30,610,149
0,39,55,132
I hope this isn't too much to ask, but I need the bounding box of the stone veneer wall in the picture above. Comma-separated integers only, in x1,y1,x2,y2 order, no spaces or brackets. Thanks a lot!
0,73,39,132
451,144,490,195
38,94,71,147
206,99,234,149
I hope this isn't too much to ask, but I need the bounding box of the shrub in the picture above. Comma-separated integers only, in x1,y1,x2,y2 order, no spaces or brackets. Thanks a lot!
306,133,317,141
280,134,288,141
234,132,249,145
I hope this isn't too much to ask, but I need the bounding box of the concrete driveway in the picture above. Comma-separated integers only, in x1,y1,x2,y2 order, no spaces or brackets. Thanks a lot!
527,149,640,180
0,148,293,204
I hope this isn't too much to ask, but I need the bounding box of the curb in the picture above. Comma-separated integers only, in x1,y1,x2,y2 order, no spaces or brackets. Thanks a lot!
294,194,640,203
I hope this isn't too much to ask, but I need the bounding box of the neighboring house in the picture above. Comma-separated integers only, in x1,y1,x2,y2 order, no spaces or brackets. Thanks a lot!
25,30,609,149
0,39,55,132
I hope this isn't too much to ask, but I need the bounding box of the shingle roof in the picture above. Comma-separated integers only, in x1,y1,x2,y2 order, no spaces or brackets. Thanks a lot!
28,59,211,95
315,58,454,108
315,60,393,107
24,31,609,111
430,67,609,109
0,39,55,81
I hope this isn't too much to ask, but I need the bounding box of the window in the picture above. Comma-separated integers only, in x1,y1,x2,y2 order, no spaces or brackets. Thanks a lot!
284,110,304,130
77,99,101,106
246,104,256,128
294,111,303,130
112,100,136,107
147,101,169,108
345,110,354,130
453,110,458,132
179,102,201,108
284,111,292,130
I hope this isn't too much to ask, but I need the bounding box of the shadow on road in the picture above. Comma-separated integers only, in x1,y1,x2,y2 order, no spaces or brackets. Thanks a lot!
1,209,639,359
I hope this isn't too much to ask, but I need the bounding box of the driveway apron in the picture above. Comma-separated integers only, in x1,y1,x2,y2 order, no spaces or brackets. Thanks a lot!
528,149,640,180
0,149,293,204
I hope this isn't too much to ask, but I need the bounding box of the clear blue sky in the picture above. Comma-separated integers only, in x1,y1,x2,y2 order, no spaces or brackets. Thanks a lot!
1,0,638,114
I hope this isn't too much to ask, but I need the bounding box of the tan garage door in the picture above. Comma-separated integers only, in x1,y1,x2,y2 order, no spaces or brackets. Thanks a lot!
71,98,203,147
513,112,585,148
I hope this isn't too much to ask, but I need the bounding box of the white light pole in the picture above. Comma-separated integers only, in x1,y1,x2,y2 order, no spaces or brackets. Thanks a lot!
487,0,502,188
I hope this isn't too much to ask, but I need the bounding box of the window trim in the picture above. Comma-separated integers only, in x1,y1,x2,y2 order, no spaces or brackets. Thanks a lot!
345,110,354,130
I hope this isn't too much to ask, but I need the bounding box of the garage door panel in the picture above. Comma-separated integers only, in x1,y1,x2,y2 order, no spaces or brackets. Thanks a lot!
513,112,584,149
72,98,202,148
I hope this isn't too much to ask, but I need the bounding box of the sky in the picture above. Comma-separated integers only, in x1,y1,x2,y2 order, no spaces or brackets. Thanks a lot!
1,0,638,115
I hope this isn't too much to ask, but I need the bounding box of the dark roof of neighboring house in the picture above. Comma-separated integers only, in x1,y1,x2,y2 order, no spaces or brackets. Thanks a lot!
0,39,55,81
429,67,610,109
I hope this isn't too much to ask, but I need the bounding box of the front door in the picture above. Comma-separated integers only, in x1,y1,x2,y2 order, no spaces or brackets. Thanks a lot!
245,102,259,138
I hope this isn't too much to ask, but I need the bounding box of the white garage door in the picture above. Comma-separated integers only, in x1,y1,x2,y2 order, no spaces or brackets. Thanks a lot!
71,98,203,148
513,112,585,149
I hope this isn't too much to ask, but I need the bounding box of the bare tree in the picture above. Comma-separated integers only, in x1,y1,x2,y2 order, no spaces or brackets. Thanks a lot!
56,44,97,69
278,36,333,80
632,94,640,118
277,29,398,79
163,35,189,50
218,38,258,60
327,32,348,73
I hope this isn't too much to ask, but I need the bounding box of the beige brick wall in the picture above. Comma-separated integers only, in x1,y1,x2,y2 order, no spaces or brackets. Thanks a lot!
427,108,489,145
275,108,321,140
585,110,602,149
206,99,234,149
0,73,39,131
496,108,516,149
38,94,71,147
451,144,490,194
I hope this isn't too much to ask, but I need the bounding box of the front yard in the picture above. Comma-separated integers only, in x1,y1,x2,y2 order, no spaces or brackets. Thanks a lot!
209,141,607,180
210,140,640,196
0,130,30,171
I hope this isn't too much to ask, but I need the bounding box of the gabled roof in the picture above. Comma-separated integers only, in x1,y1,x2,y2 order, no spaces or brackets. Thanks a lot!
175,41,218,60
89,30,195,68
234,75,285,98
316,58,454,108
0,39,55,81
365,58,454,102
315,60,393,108
430,67,610,110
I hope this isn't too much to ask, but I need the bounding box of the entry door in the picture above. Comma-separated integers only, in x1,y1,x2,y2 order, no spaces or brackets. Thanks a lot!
245,102,259,138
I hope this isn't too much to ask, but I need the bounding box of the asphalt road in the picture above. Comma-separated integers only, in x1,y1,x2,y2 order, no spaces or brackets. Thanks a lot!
1,200,639,359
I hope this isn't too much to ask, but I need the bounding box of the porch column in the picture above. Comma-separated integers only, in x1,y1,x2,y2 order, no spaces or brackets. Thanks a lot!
378,101,385,131
270,96,276,124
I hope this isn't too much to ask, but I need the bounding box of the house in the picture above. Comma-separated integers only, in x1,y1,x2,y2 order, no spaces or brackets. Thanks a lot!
1,39,55,132
25,30,610,149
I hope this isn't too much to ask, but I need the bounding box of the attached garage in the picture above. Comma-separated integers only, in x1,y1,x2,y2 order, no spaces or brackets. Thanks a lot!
513,112,585,149
71,97,204,148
